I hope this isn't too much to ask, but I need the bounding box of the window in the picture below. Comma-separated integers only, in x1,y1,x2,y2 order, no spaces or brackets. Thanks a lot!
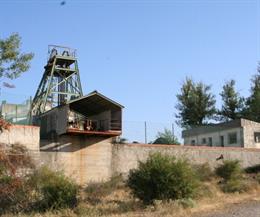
208,137,212,146
201,138,206,144
228,133,237,144
254,132,260,143
191,140,196,145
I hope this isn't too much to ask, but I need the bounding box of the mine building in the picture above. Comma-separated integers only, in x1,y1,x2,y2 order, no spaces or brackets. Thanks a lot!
30,45,123,140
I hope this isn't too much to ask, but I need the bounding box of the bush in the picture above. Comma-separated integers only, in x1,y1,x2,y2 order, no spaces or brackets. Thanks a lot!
0,144,34,214
85,175,123,204
215,160,243,180
28,166,79,211
256,173,260,184
127,153,200,204
0,145,79,213
193,163,214,181
215,160,248,193
245,164,260,174
0,118,11,132
220,178,249,193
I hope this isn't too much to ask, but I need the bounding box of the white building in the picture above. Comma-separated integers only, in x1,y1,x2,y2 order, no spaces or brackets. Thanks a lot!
182,119,260,148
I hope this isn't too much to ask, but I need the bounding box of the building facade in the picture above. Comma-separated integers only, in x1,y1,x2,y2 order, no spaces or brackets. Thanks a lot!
182,119,260,148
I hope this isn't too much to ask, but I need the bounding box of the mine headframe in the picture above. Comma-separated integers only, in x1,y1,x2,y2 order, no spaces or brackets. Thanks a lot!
30,45,83,118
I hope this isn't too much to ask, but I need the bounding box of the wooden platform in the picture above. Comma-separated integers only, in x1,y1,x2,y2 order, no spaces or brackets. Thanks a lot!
66,128,121,137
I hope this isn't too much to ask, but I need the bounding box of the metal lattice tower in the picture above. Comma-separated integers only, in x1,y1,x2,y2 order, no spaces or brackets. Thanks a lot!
30,45,83,117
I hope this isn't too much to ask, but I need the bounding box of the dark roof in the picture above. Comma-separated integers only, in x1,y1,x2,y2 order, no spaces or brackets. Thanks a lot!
68,91,124,116
182,119,243,138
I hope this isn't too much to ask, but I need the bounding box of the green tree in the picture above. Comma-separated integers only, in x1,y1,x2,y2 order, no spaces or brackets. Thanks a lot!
175,78,216,129
245,63,260,122
153,128,180,145
218,80,244,121
0,33,33,81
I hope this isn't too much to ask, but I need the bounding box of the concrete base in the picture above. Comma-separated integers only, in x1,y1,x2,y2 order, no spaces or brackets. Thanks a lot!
40,135,113,185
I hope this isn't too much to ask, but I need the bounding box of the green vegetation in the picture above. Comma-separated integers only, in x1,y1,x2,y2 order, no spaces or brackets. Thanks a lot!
221,178,249,193
127,153,200,204
175,63,260,128
1,145,260,216
215,160,243,180
215,160,248,193
175,77,216,129
0,144,34,214
245,164,260,173
0,145,79,214
245,64,260,122
153,128,180,145
0,33,33,80
193,163,214,182
29,166,79,210
85,175,123,204
218,79,244,121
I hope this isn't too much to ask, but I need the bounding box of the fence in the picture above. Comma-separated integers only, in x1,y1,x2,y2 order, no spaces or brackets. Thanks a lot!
122,121,182,144
0,92,32,125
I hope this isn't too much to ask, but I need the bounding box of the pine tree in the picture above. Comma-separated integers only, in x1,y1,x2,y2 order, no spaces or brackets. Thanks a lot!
219,80,244,121
175,78,216,129
246,64,260,122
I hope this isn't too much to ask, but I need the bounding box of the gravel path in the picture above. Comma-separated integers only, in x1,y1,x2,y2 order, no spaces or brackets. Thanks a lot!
201,201,260,217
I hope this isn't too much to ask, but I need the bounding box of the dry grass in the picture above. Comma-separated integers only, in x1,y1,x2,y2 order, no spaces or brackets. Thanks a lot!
2,179,260,217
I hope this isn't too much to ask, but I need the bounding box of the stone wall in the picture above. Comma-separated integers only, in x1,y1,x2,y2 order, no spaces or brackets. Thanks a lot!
112,144,260,176
0,125,40,151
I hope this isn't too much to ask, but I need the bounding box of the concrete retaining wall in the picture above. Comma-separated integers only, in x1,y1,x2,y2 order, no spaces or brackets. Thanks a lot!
112,144,260,176
40,135,113,185
0,125,40,151
2,125,260,185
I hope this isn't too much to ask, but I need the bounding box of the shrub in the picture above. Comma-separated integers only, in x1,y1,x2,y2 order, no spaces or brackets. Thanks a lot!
28,166,79,210
215,160,243,180
0,144,34,214
193,163,214,181
220,178,249,193
85,175,123,204
0,145,79,213
127,153,200,204
245,164,260,174
215,160,249,193
177,198,196,208
256,173,260,184
0,118,11,132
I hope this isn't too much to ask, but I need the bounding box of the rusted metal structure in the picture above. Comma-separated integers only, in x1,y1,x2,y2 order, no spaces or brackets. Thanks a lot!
30,45,123,139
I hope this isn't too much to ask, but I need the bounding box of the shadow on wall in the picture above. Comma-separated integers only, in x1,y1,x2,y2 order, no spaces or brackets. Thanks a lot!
40,134,111,152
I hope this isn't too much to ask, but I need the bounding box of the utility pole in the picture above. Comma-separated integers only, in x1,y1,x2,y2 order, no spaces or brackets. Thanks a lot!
172,122,175,138
144,121,147,144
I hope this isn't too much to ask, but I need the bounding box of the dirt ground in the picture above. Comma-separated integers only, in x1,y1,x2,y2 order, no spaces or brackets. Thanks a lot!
196,200,260,217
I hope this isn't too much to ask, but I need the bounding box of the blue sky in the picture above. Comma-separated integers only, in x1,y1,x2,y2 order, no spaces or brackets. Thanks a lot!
0,0,260,142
